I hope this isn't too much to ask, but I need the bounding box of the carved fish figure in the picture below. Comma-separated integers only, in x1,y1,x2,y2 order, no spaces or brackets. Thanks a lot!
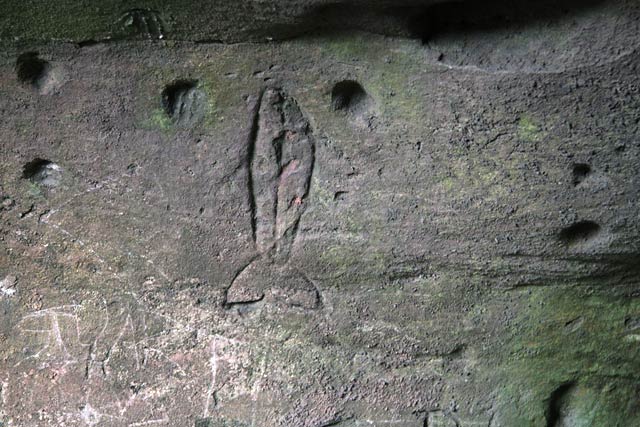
225,88,319,309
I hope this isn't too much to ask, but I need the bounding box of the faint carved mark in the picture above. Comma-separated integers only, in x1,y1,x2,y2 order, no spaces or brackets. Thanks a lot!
80,403,102,426
250,350,268,427
128,418,170,427
226,88,319,309
424,410,460,427
0,275,17,298
203,335,246,419
250,88,315,255
15,305,85,368
14,299,179,427
119,9,166,39
203,337,220,418
1,375,9,409
102,312,140,376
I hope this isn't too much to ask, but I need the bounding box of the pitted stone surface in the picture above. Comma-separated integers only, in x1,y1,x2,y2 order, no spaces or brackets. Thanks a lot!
0,1,639,426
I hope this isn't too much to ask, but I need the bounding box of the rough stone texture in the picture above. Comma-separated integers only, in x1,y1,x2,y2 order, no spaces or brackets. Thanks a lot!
0,0,434,44
0,0,639,426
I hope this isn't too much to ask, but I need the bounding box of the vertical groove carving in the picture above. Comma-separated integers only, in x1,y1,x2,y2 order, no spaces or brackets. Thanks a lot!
249,88,315,258
225,88,319,309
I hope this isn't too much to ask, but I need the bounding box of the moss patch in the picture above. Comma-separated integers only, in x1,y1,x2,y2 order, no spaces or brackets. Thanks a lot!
490,286,640,425
518,114,543,142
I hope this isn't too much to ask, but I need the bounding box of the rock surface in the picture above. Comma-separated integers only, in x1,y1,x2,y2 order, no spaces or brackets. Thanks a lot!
0,0,639,426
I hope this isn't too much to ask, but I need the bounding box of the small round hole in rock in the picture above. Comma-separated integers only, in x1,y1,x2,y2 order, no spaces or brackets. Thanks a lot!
572,163,591,186
161,80,206,126
16,52,49,87
22,159,62,188
559,220,601,247
334,191,348,202
331,80,368,114
546,382,576,427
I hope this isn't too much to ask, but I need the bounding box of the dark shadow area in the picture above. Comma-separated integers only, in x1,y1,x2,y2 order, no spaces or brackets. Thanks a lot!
260,0,608,41
22,158,54,180
546,382,575,426
502,251,640,289
596,253,640,285
559,221,601,247
22,158,62,188
331,80,368,113
404,0,607,43
16,52,48,86
572,163,592,186
161,79,199,118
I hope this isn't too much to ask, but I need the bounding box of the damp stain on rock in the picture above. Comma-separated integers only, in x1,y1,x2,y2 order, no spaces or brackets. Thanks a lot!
517,115,542,142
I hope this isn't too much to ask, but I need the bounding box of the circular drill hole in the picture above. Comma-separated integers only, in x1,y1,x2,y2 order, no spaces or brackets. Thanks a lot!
331,80,368,114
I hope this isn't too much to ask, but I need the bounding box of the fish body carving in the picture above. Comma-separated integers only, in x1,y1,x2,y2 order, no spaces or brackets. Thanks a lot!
226,88,318,309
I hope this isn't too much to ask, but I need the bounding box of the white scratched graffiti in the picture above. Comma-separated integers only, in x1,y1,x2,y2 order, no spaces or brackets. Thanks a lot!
203,335,248,419
10,297,200,426
7,282,274,427
15,304,85,369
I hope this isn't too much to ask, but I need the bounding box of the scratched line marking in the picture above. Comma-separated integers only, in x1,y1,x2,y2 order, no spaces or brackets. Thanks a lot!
203,337,218,418
14,305,86,368
85,299,110,380
128,417,170,427
38,167,173,283
250,347,269,427
10,292,189,427
1,375,8,409
203,335,244,418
